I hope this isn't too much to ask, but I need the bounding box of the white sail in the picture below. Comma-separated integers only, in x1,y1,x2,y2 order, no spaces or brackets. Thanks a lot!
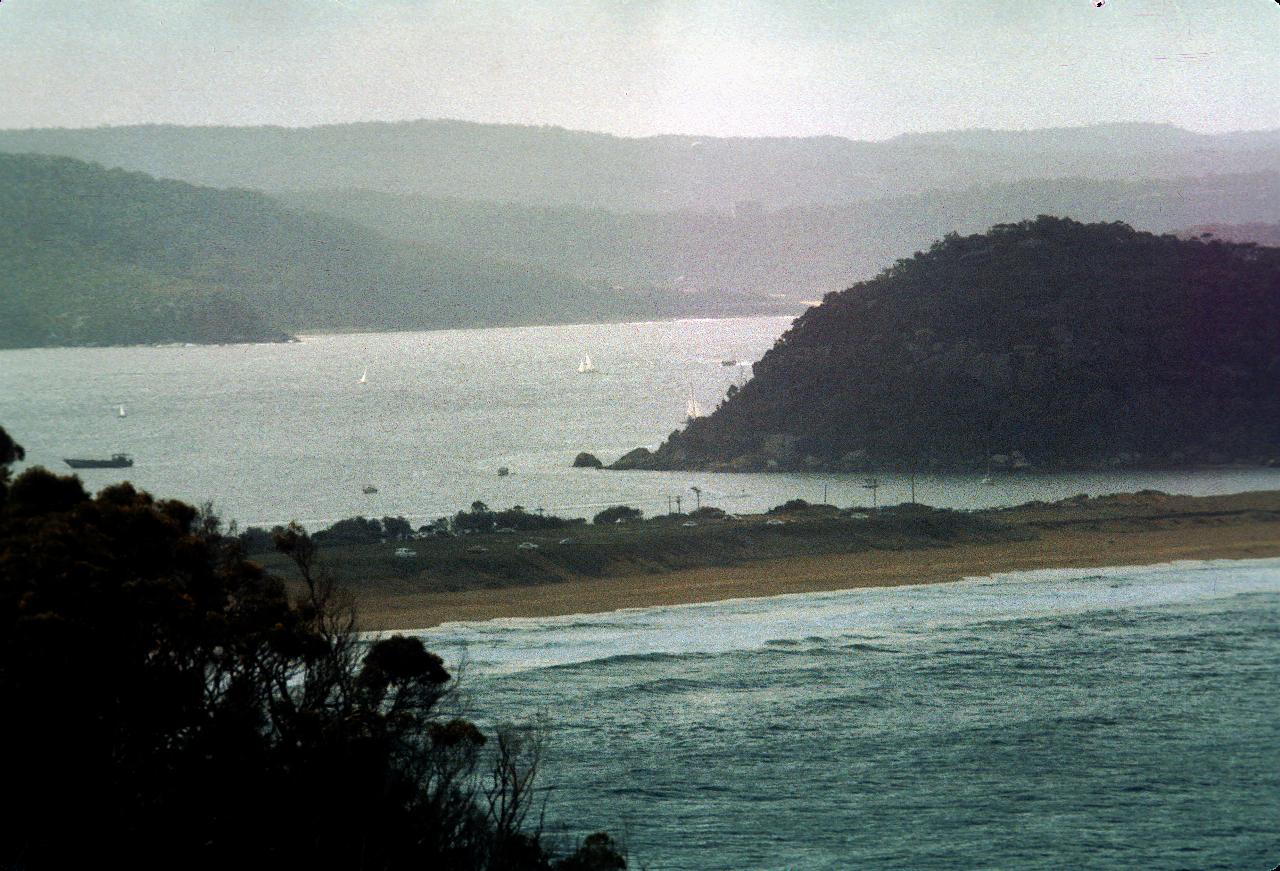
578,352,595,373
685,388,704,421
118,405,127,418
358,366,368,384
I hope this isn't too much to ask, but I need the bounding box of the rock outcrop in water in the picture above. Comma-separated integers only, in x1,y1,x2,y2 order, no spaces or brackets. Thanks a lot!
616,216,1280,472
572,452,604,469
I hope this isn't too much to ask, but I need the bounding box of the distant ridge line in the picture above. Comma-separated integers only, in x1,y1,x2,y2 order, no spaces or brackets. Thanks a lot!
0,116,1276,143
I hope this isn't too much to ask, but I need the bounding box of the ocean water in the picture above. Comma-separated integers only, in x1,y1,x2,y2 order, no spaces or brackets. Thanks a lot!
423,559,1280,870
3,316,1279,529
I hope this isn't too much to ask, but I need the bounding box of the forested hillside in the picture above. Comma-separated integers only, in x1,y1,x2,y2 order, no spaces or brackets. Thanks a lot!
614,217,1280,472
1,154,775,348
6,120,1278,348
285,173,1280,304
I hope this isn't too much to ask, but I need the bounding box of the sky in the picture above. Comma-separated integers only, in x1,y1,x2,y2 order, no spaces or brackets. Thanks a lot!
0,0,1276,139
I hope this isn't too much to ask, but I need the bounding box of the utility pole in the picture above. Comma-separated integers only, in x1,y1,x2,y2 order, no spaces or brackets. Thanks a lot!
667,495,673,514
675,495,682,513
909,470,916,505
862,477,879,509
823,483,828,505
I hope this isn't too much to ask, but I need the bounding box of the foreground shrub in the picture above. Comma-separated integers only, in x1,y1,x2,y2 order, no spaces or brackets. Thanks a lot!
0,427,620,871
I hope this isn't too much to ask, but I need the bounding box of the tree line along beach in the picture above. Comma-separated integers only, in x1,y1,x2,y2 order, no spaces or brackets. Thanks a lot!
238,489,1280,629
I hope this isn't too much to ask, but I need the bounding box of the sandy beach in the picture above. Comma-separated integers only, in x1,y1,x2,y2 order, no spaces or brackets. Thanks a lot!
348,492,1280,629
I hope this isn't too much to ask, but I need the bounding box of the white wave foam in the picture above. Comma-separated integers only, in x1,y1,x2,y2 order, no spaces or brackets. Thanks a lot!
411,558,1280,675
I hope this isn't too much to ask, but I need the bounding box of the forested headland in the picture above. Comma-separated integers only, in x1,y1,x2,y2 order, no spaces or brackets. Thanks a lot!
613,217,1280,472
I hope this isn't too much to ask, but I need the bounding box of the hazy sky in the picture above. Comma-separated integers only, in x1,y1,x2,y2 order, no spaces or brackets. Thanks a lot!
1,0,1276,138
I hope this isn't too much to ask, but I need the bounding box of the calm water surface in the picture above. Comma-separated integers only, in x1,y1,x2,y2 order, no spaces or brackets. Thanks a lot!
3,316,1278,528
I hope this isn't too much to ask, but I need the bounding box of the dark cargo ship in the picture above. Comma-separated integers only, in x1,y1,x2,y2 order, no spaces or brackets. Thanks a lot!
64,453,134,469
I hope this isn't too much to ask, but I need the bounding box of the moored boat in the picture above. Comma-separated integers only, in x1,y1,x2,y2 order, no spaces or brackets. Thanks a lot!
65,453,134,469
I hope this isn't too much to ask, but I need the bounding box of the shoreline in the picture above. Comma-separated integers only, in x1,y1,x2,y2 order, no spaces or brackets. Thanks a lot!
1,312,800,354
605,461,1280,474
291,311,798,340
352,513,1280,630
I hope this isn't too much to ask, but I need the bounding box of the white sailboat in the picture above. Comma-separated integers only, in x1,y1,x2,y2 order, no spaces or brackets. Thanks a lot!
358,366,368,384
577,352,596,374
117,405,127,418
685,387,704,423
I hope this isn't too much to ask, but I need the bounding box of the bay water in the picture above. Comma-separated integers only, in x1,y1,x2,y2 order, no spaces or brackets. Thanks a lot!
3,316,1279,529
5,318,1280,867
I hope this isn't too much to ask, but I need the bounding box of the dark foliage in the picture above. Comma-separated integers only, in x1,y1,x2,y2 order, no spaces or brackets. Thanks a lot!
555,834,628,871
592,506,643,525
310,514,416,546
0,428,621,871
636,217,1280,471
382,515,415,540
453,505,585,533
768,499,812,514
0,428,23,506
312,514,388,545
238,522,283,552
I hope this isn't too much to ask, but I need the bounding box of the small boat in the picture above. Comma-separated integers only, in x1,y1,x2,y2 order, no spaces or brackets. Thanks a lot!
577,352,597,374
362,485,378,494
358,366,368,384
685,387,704,423
720,359,737,367
497,466,510,477
117,405,127,418
65,453,133,469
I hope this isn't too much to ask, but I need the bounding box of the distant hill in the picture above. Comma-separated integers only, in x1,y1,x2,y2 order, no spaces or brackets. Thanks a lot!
613,217,1280,472
1180,223,1280,247
1,120,1277,211
284,173,1280,304
0,154,780,349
